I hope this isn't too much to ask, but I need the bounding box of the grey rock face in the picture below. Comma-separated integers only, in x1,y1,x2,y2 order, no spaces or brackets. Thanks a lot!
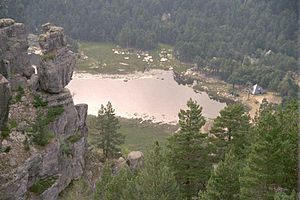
0,20,88,200
37,23,75,94
10,74,27,90
126,151,143,171
0,18,34,78
38,47,75,93
0,59,10,80
28,74,39,91
0,74,10,130
39,23,67,54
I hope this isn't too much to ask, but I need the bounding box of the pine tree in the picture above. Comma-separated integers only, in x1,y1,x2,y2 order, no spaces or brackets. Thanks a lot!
239,102,298,200
199,147,241,200
210,104,250,160
133,141,181,200
94,161,113,200
105,165,134,200
167,98,211,199
93,102,125,159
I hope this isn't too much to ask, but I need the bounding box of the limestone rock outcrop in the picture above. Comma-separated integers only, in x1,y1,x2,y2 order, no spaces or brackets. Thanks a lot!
0,20,89,200
126,151,143,171
0,18,34,78
37,23,75,93
0,74,10,130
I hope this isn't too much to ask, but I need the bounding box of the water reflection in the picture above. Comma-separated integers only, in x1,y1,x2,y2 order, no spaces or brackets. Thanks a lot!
67,70,226,124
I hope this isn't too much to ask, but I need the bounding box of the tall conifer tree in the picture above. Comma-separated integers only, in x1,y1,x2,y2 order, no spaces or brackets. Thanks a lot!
167,98,211,199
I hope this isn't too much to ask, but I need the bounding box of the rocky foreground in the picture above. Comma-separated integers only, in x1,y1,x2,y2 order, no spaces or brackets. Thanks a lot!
0,19,144,200
0,19,88,200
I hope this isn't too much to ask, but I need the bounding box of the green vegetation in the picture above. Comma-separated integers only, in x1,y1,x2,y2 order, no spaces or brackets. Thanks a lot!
58,177,91,200
65,132,83,144
1,124,10,139
44,107,65,125
33,95,48,108
32,107,64,146
94,142,181,200
8,119,18,129
41,54,55,61
166,99,211,198
24,137,30,151
89,102,124,159
13,86,25,103
28,176,58,195
88,116,176,153
76,42,190,74
199,148,241,200
61,143,73,157
4,146,11,153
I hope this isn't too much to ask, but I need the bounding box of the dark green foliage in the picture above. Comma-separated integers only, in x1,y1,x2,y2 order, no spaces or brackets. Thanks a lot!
132,142,181,200
61,143,73,157
9,119,18,129
32,108,60,146
24,137,30,151
273,191,297,200
41,54,55,61
94,142,181,200
210,104,250,160
167,98,211,199
15,93,22,102
1,124,10,139
4,146,11,153
65,133,83,144
91,102,125,159
94,161,113,199
33,95,48,108
199,148,241,200
239,102,298,199
44,107,64,125
28,176,58,195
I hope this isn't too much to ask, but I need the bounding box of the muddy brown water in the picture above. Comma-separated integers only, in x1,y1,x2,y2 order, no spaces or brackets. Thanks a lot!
67,70,226,124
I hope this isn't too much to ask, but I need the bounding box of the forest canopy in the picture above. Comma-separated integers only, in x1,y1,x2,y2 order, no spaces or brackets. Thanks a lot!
1,0,298,101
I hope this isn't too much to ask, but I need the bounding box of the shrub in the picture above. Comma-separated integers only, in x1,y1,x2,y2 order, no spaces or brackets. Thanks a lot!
4,146,11,153
28,176,58,195
41,54,55,61
61,143,73,157
1,124,10,139
44,107,64,125
33,95,48,107
9,119,18,129
66,133,83,144
24,137,30,151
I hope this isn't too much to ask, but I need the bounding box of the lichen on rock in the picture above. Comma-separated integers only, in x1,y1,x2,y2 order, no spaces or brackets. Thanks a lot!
0,20,89,200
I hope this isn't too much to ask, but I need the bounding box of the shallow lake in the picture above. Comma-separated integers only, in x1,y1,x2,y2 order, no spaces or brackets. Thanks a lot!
67,70,226,124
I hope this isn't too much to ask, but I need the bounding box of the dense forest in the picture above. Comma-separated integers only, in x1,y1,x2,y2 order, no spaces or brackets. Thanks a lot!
1,0,299,104
91,100,298,200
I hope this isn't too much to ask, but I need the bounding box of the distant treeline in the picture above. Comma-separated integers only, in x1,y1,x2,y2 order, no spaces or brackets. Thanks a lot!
1,0,298,102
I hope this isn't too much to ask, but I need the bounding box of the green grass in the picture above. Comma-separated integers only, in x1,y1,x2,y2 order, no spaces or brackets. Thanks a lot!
66,132,83,144
28,176,58,195
33,94,48,107
87,115,178,153
1,124,10,139
75,42,191,74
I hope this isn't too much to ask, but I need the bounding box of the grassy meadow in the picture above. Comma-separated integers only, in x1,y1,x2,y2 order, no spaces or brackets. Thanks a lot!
75,42,191,74
86,115,179,154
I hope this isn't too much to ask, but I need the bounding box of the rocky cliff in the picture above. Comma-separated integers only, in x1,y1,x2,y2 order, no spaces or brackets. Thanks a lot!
0,19,88,200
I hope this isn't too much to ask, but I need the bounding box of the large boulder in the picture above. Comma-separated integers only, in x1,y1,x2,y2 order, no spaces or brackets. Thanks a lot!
126,151,143,171
38,23,67,55
0,18,34,78
37,23,75,94
0,74,10,130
